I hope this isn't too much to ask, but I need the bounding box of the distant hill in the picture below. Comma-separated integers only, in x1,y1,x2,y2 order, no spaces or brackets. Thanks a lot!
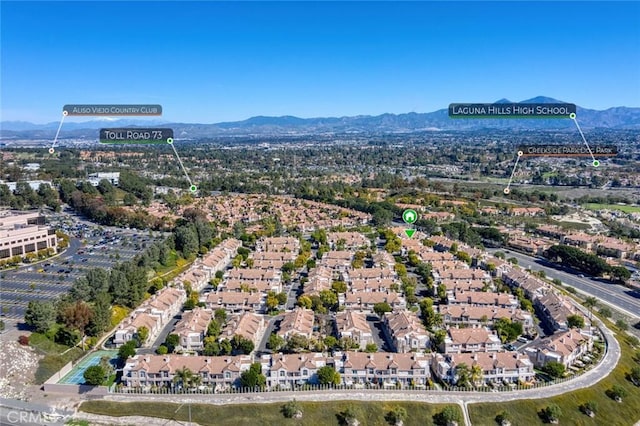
2,97,639,139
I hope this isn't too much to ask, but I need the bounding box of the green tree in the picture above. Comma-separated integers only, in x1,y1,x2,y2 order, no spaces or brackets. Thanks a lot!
567,314,585,329
331,281,348,294
543,361,565,378
87,291,111,337
471,364,483,386
543,404,561,423
24,300,56,333
118,340,137,361
276,292,288,305
137,326,149,345
54,327,80,346
323,335,338,349
365,343,378,353
432,329,447,348
386,406,408,425
286,334,310,352
317,365,341,385
495,410,511,426
341,405,360,426
231,335,255,354
599,306,612,318
282,399,303,419
616,319,628,331
173,366,195,389
373,302,392,317
455,363,471,387
156,345,168,355
83,365,106,386
579,401,597,417
437,284,447,303
628,366,640,385
297,295,312,309
583,296,598,319
268,333,285,352
319,289,338,311
266,291,279,312
607,384,627,401
434,406,461,426
240,362,266,388
165,333,180,352
610,266,631,283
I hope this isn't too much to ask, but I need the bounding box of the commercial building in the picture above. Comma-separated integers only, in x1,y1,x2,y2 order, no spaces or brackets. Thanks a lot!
0,211,57,259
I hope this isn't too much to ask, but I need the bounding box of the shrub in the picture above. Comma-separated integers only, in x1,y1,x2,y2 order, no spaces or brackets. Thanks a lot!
386,406,408,425
434,406,461,426
606,384,628,401
282,399,302,419
495,410,511,425
542,404,561,423
18,335,29,346
579,401,597,417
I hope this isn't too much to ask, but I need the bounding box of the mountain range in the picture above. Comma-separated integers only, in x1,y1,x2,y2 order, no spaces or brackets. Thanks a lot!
2,97,639,139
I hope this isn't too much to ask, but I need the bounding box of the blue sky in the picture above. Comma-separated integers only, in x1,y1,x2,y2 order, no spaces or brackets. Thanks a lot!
1,1,639,123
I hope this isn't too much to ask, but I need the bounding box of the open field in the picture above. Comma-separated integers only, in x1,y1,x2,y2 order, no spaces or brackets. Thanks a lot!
468,323,640,426
583,203,640,213
79,400,461,426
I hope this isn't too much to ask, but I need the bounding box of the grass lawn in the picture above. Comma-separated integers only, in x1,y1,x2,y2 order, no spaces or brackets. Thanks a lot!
30,332,85,384
34,347,84,384
583,203,640,214
79,400,462,426
468,324,640,426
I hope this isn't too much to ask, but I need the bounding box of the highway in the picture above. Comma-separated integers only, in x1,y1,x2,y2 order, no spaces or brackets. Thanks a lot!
488,249,640,319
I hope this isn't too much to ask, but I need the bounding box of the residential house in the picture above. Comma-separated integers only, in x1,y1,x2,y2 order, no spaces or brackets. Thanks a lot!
327,232,369,250
382,310,430,353
442,327,502,354
335,311,374,350
277,308,315,340
114,312,161,347
261,352,330,388
438,305,534,333
448,290,519,308
122,354,252,390
432,352,535,385
173,308,213,351
535,291,578,332
526,328,593,368
204,291,263,313
344,291,406,312
335,351,432,387
219,313,265,347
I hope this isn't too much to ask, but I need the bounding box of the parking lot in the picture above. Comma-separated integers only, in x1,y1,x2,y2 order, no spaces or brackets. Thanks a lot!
0,211,163,327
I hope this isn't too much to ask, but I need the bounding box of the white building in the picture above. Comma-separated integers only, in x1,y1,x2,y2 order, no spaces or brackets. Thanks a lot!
0,211,57,259
88,172,120,186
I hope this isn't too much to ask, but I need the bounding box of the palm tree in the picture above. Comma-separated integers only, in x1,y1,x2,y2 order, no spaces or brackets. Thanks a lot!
173,367,194,390
471,364,483,387
455,363,471,388
191,373,202,389
584,297,598,320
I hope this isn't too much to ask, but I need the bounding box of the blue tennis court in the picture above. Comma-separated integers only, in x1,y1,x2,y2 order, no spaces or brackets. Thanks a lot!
58,350,118,384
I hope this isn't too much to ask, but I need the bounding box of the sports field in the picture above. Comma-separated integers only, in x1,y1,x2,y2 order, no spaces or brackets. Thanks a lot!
58,350,117,385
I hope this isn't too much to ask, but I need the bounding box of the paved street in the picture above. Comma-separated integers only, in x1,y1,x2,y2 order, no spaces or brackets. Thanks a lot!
91,313,623,426
488,249,640,319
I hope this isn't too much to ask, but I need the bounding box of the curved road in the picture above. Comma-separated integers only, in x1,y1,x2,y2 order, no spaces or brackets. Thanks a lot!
100,315,622,425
